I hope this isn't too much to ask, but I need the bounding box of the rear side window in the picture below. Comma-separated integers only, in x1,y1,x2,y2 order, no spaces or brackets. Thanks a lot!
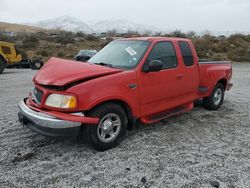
147,42,178,69
178,41,194,66
1,46,11,54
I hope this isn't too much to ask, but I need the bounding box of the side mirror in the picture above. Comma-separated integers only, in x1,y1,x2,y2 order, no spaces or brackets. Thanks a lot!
144,60,163,72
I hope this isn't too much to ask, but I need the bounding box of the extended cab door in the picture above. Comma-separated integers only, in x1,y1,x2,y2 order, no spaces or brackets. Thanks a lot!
138,41,186,117
177,41,199,101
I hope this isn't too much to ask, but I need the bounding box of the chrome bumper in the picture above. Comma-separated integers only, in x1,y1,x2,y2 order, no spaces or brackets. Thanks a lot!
18,100,81,129
18,100,82,137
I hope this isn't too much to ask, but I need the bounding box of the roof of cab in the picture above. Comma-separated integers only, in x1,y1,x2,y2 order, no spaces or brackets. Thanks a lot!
118,37,190,42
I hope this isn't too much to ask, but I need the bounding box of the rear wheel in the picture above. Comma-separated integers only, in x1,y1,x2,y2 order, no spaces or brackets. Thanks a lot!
85,103,127,150
203,83,225,110
0,57,6,74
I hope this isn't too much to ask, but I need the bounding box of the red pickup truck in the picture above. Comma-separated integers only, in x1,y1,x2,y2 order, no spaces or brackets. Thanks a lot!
18,37,233,150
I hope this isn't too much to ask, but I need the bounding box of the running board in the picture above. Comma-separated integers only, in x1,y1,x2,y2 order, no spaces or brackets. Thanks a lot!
141,103,193,124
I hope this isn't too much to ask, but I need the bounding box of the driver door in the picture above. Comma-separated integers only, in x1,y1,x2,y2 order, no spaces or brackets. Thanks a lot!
138,41,185,117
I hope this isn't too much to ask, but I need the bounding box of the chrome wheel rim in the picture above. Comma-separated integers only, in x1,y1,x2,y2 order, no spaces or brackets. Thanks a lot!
213,88,222,106
97,113,121,143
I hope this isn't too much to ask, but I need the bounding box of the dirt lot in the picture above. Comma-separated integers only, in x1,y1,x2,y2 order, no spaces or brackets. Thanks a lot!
0,63,250,188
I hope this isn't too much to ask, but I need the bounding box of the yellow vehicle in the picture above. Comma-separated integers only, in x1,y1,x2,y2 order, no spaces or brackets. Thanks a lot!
0,41,43,74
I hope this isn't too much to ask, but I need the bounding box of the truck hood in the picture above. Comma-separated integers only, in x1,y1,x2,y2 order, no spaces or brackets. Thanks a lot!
33,57,123,86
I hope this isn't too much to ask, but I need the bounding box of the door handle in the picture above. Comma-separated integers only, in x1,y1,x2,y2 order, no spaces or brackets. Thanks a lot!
176,74,183,79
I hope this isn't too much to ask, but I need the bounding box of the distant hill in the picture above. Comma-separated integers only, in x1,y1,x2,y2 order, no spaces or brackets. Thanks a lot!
30,15,93,33
91,19,160,34
28,15,161,34
0,22,46,33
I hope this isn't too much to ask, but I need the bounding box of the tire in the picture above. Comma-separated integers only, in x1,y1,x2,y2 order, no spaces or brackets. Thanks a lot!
85,103,128,151
203,83,225,110
0,57,6,74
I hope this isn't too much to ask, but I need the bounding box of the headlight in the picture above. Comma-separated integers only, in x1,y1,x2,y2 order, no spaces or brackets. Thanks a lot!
45,94,77,109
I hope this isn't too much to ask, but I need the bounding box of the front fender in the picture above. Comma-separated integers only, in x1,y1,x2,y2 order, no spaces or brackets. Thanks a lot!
67,70,139,116
84,94,139,118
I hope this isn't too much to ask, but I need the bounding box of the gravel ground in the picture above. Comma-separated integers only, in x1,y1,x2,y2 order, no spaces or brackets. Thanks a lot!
0,63,250,188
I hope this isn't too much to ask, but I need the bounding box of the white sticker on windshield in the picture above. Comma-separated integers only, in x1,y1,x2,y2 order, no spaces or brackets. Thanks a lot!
125,47,137,56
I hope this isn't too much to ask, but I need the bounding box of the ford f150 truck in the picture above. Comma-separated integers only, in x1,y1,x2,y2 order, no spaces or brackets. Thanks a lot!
18,37,233,150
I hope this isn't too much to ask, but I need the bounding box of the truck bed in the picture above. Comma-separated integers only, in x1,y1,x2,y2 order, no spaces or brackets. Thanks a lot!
198,60,232,94
198,60,232,64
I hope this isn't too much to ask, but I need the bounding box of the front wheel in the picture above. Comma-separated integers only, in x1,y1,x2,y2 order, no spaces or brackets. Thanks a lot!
85,103,128,150
203,83,225,110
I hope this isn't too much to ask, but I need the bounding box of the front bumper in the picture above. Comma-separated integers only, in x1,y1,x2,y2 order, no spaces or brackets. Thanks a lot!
18,99,98,137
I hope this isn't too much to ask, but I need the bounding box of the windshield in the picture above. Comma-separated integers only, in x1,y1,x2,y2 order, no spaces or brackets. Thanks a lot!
88,40,150,69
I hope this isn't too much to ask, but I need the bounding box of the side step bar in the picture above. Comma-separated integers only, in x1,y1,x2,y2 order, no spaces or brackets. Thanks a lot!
141,102,193,124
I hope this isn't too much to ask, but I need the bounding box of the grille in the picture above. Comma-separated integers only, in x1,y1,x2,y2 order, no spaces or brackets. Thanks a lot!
33,87,43,104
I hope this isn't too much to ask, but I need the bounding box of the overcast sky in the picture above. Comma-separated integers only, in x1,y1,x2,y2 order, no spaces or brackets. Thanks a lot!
0,0,250,32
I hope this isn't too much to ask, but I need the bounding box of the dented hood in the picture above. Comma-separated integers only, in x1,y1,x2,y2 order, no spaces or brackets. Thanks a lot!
33,57,122,86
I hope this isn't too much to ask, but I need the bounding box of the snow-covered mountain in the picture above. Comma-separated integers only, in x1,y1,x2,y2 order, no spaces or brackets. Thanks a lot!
28,16,160,34
91,19,160,34
30,15,93,33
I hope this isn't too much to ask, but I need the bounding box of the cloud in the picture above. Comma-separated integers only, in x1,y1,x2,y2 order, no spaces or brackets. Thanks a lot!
0,0,249,32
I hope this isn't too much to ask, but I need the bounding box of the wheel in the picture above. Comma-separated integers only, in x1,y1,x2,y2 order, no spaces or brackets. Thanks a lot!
85,103,128,150
0,57,6,74
203,83,225,110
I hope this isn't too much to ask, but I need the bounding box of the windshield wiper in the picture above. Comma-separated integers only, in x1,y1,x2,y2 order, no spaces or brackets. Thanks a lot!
94,62,113,68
